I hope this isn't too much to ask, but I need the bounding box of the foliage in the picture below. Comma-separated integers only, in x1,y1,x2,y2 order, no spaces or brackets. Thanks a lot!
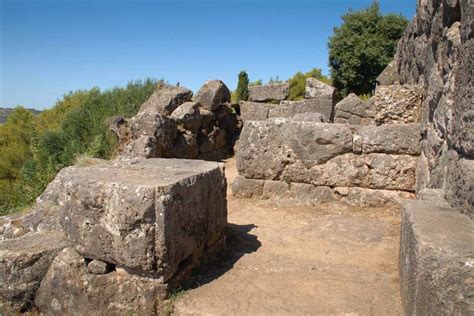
249,79,262,86
268,76,283,84
0,79,159,215
328,1,408,96
234,70,249,103
288,68,331,101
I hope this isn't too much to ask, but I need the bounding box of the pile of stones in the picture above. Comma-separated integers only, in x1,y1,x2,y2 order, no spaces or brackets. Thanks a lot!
0,159,227,314
113,80,241,161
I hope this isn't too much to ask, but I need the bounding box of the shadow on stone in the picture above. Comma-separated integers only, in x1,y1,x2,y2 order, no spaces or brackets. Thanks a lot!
180,223,261,290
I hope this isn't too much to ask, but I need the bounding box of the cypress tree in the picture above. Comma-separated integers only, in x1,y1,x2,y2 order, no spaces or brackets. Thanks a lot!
235,71,249,102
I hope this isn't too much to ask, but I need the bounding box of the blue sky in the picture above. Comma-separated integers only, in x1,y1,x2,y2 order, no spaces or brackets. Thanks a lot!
0,0,416,110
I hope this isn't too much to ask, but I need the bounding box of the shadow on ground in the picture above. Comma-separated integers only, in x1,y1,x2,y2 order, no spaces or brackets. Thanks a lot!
181,223,261,290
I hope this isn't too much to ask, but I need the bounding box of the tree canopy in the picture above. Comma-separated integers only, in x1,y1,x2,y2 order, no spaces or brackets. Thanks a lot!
328,1,408,96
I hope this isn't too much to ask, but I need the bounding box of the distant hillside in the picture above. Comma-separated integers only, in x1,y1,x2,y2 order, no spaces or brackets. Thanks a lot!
0,108,41,124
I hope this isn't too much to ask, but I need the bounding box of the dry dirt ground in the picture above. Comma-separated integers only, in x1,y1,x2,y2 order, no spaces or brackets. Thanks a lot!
173,158,403,316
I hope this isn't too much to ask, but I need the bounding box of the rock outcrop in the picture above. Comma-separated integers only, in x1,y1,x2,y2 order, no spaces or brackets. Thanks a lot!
249,82,289,102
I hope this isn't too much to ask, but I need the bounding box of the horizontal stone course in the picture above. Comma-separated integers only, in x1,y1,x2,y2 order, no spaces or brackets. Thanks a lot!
236,119,420,192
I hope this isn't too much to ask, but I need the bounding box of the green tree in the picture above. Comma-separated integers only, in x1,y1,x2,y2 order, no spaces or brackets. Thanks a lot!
288,68,331,101
328,1,408,96
235,70,249,103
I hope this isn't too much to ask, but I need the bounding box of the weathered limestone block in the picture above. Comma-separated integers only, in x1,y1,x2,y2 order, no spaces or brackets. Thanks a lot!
301,153,417,191
355,124,421,155
445,151,474,218
58,159,227,281
0,231,69,312
400,200,474,315
292,112,327,123
249,83,289,102
139,84,193,116
231,175,265,199
376,59,400,85
172,131,199,159
262,181,336,204
333,187,414,208
334,93,373,125
305,78,336,100
273,99,333,121
195,80,231,112
372,85,424,124
170,102,201,133
35,248,167,316
239,101,269,121
87,259,112,275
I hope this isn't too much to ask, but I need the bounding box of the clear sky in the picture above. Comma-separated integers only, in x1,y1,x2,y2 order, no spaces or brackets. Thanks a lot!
0,0,416,110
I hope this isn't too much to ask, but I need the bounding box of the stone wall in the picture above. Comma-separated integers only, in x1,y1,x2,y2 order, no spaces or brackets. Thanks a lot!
395,0,473,217
240,79,336,123
233,119,420,207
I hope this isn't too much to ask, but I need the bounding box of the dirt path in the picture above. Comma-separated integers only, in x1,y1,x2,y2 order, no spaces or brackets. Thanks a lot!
173,158,403,315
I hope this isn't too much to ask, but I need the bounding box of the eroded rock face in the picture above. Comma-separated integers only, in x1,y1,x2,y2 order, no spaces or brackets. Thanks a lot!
195,80,231,111
376,59,400,85
0,231,69,312
334,93,373,125
371,85,424,125
249,83,289,102
395,0,473,216
171,102,202,133
58,159,227,281
35,248,167,316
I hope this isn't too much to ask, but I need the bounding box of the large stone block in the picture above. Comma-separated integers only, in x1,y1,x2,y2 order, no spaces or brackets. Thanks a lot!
58,159,227,281
35,248,167,316
249,83,289,102
334,93,373,125
239,101,269,121
195,80,231,112
376,59,400,85
139,84,193,116
355,124,421,155
0,231,69,312
273,99,332,121
372,85,424,124
400,200,474,315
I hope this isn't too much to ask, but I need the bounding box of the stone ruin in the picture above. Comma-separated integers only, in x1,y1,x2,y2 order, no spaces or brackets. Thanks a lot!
1,0,473,314
112,80,241,161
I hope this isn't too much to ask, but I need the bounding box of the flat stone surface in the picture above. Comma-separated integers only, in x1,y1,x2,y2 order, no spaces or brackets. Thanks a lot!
400,200,474,315
173,158,403,315
0,231,69,311
58,159,227,280
239,101,269,121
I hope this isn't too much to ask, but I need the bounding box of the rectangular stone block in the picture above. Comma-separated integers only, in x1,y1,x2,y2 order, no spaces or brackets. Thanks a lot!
271,99,332,121
400,200,474,315
355,124,421,155
249,83,289,102
58,159,227,281
239,101,269,121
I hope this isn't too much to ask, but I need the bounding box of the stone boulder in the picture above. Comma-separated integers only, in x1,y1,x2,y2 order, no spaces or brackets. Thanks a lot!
376,60,400,85
0,231,69,312
305,78,336,100
400,200,474,315
35,248,167,316
170,102,201,133
249,83,289,102
371,85,423,125
172,130,199,159
58,159,227,282
139,84,193,116
334,93,373,125
195,80,231,111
